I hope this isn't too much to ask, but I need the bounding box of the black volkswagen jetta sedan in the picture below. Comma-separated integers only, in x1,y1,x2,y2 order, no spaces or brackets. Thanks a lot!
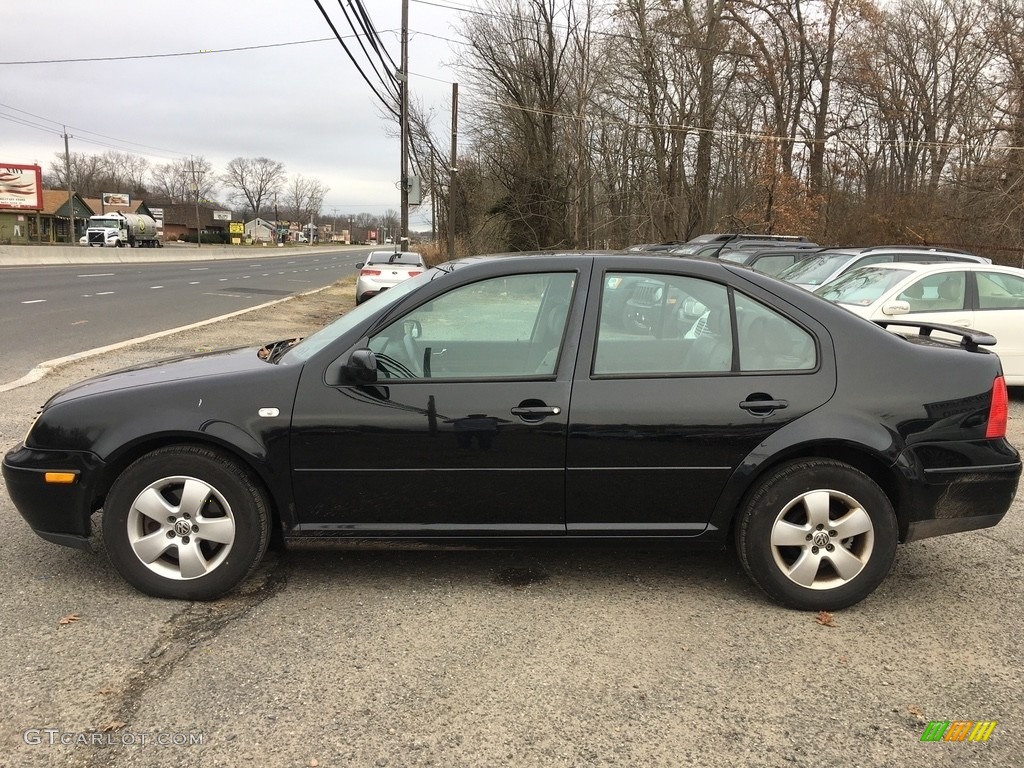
4,253,1020,610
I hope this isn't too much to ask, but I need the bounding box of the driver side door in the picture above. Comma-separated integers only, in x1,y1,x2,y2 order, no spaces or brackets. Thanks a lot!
289,271,579,535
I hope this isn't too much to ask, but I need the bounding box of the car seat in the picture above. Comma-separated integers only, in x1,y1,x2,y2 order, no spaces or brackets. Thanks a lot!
685,306,733,372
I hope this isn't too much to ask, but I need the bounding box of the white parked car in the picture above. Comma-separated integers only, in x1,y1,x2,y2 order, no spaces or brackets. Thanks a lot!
355,250,426,304
778,246,989,290
815,262,1024,384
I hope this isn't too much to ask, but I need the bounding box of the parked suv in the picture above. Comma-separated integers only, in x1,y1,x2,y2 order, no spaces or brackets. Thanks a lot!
670,233,811,256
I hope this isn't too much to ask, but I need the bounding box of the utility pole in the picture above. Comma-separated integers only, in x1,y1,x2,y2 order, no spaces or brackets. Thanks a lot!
63,127,75,244
399,0,409,250
189,156,202,248
449,82,458,260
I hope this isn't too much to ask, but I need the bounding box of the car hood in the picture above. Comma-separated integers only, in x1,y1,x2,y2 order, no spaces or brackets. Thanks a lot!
45,345,274,406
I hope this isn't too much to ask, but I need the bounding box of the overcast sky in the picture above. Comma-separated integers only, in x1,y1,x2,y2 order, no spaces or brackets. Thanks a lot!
0,1,469,226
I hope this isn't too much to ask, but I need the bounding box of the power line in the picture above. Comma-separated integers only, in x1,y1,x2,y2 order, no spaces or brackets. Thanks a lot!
0,38,337,66
0,101,189,158
332,0,400,101
311,0,399,118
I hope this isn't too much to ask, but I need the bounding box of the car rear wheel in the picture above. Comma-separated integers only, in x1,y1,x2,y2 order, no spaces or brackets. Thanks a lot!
103,446,270,600
736,459,897,610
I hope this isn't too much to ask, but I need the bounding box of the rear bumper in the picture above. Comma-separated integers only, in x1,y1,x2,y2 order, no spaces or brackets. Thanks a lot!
2,443,104,550
898,439,1021,542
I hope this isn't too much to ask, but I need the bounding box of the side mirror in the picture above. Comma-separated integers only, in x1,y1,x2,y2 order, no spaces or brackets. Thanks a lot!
882,300,910,316
342,348,378,384
355,262,364,268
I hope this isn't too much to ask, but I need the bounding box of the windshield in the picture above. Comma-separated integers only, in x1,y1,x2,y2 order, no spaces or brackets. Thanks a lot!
89,218,120,229
717,251,747,264
777,253,854,286
282,269,437,362
815,267,913,305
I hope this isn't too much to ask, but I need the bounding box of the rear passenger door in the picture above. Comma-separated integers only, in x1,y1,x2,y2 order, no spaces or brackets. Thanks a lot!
972,270,1024,379
564,266,836,535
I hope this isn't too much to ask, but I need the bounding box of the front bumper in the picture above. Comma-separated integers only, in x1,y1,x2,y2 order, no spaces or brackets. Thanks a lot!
2,444,105,551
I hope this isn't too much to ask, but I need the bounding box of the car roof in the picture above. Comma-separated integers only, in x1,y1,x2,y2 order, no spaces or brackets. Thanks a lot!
832,261,1022,275
817,245,989,261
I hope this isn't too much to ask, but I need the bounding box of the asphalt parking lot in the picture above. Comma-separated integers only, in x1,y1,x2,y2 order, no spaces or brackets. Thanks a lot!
1,279,1021,767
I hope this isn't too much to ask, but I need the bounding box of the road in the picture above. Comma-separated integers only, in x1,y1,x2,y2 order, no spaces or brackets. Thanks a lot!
0,247,371,385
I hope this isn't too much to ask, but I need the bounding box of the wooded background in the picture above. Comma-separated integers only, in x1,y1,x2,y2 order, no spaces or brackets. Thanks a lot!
410,0,1024,264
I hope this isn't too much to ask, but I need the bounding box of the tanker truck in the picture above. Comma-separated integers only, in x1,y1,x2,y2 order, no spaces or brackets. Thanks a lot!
86,211,162,248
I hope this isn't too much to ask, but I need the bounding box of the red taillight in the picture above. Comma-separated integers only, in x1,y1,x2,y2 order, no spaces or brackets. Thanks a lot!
360,268,382,276
408,270,422,277
986,375,1009,438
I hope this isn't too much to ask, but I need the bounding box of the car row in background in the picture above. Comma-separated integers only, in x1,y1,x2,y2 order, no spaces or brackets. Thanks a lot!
624,237,993,286
355,249,427,304
815,261,1024,384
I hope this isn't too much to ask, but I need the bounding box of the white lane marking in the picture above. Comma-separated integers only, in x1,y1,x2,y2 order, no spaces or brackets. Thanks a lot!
77,273,115,277
218,278,227,281
189,281,201,285
1,283,337,394
150,285,164,289
189,267,209,271
21,299,46,304
96,291,115,295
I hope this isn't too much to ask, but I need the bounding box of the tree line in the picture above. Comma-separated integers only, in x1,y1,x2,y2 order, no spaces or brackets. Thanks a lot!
405,0,1024,263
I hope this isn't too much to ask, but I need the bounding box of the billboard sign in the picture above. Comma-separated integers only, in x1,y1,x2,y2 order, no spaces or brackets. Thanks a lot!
102,192,131,207
213,210,231,221
0,164,43,210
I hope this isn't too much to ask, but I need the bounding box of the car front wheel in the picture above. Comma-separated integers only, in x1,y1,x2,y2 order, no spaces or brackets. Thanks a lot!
103,446,271,600
736,459,898,611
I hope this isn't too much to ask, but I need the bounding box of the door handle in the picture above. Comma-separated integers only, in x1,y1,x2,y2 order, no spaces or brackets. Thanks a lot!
511,406,561,417
739,397,788,416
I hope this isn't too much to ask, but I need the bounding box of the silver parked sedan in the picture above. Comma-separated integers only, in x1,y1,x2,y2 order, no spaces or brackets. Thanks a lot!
355,250,427,304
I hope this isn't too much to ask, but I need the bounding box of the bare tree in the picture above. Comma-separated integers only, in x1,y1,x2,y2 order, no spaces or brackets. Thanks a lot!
46,152,104,197
150,157,217,204
458,0,585,250
284,174,330,223
221,157,286,218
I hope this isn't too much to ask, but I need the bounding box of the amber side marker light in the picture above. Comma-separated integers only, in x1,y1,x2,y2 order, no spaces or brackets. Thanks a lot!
44,472,77,484
985,376,1009,439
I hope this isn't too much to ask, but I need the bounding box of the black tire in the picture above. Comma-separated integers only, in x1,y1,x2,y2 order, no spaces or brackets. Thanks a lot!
103,446,271,600
735,459,898,611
